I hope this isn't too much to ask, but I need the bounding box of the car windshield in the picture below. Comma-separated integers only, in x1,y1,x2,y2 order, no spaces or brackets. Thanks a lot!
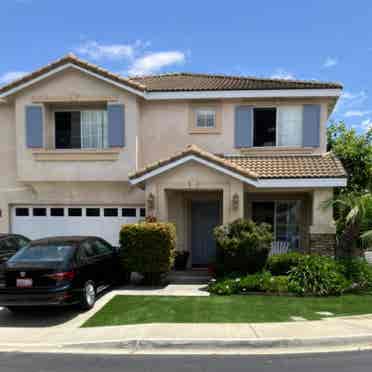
8,244,75,263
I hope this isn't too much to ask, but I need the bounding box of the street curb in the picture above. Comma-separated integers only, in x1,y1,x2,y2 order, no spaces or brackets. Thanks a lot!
58,334,372,351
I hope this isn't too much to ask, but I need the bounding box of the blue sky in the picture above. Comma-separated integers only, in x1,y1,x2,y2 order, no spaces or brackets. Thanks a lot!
1,0,372,132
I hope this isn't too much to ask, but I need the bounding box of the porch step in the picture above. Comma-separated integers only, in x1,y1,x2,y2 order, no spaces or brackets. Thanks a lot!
167,270,212,284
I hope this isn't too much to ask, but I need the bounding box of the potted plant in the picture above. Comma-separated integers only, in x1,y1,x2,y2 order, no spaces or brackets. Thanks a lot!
174,250,190,270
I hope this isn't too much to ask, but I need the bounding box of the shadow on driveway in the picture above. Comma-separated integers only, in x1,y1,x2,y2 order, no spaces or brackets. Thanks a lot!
0,287,114,328
0,306,81,328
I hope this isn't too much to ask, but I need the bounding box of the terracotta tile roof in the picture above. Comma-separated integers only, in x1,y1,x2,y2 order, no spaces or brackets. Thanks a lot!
0,54,342,96
129,144,258,180
129,145,347,182
130,72,343,92
221,152,347,179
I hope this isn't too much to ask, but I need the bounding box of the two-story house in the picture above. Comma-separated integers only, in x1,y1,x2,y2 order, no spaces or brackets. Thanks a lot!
0,54,346,267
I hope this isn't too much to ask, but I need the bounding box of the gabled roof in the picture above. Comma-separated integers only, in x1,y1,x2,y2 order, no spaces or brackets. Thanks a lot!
131,72,342,92
0,54,342,99
129,145,347,188
0,54,146,97
129,144,258,183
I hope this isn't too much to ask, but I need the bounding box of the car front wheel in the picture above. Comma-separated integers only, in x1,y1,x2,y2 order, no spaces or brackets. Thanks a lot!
80,281,96,310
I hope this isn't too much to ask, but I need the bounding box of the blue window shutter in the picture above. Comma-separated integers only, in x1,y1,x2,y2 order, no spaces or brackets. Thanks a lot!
235,106,253,148
108,104,125,147
25,105,43,148
303,104,321,147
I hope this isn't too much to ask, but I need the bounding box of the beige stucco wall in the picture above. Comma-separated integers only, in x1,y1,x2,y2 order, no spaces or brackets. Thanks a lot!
138,98,331,167
13,67,140,182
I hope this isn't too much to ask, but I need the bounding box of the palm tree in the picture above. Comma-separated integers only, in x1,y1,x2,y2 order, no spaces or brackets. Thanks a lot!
326,192,372,257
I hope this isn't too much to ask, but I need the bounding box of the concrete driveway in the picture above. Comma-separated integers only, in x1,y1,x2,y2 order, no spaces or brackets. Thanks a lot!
0,284,208,345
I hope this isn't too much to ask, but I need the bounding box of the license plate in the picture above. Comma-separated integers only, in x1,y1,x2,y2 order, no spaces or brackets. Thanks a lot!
16,278,33,288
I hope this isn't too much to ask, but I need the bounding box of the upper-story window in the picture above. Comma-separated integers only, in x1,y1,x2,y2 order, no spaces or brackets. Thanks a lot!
253,106,303,147
55,110,108,149
196,109,216,128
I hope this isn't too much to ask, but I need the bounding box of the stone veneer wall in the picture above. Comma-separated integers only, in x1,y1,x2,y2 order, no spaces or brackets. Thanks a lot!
309,233,336,256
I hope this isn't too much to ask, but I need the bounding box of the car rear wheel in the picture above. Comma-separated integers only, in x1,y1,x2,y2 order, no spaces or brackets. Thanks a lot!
80,281,96,310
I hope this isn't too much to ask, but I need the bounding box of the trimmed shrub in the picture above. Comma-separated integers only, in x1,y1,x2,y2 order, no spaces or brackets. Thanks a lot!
261,275,289,294
337,258,372,291
288,255,350,296
214,219,273,275
120,222,176,285
208,272,289,295
266,252,304,275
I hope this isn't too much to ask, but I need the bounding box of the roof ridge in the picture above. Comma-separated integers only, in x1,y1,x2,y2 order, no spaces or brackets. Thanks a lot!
129,71,343,88
0,53,146,94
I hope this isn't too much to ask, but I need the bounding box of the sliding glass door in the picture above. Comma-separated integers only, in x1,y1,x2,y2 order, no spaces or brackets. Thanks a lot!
252,200,301,250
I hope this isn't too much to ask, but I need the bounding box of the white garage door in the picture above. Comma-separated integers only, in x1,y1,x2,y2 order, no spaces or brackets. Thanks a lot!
11,206,145,246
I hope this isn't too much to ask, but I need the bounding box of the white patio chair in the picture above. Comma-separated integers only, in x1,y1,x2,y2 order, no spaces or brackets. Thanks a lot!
269,241,290,257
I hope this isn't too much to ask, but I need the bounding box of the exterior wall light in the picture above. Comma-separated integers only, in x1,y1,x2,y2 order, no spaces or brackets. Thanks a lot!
147,192,155,210
232,193,239,210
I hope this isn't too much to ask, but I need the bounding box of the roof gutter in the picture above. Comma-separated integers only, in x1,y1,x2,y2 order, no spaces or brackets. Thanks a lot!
144,88,342,100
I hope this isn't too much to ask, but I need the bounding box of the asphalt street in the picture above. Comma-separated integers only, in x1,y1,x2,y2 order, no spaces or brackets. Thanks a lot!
0,350,372,372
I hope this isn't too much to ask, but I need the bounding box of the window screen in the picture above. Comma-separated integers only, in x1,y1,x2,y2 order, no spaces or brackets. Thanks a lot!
278,106,303,147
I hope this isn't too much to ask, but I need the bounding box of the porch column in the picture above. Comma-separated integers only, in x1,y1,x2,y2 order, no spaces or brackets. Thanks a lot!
157,186,168,222
309,188,336,256
222,180,244,224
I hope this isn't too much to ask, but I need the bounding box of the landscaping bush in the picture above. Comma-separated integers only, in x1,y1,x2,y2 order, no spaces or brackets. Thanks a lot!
214,219,273,275
208,272,289,295
337,258,372,291
266,252,304,275
120,222,176,285
261,275,289,293
288,255,350,296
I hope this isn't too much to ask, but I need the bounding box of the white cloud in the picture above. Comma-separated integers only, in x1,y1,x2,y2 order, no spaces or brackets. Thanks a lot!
361,118,372,131
344,110,371,117
76,40,148,60
323,57,338,68
270,69,295,80
128,51,185,76
0,71,28,85
341,91,367,101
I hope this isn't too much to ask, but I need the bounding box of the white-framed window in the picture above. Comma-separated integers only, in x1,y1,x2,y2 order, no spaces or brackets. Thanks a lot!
55,110,108,150
195,109,216,128
252,106,303,147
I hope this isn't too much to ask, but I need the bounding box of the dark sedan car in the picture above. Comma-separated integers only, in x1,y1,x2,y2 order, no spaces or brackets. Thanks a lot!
0,234,30,282
0,236,121,311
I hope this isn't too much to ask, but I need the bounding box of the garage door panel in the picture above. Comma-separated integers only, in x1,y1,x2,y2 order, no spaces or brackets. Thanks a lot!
11,206,143,246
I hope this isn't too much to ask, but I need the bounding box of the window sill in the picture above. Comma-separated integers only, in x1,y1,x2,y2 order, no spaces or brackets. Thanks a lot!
32,149,121,161
189,127,221,134
238,147,317,155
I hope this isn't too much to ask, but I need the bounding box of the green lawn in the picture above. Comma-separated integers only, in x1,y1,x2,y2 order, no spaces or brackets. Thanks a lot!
83,294,372,327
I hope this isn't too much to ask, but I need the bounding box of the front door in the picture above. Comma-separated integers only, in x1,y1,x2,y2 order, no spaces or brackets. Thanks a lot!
191,201,220,267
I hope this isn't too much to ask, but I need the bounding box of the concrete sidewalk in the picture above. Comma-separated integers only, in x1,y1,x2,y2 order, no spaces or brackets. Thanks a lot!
1,285,372,354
